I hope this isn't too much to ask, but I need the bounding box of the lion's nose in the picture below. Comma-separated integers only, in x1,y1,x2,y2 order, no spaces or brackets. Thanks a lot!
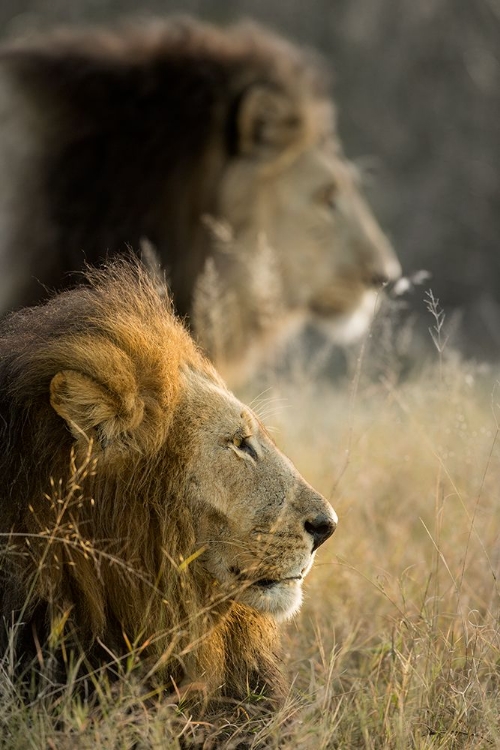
304,512,336,552
367,258,402,289
369,271,390,288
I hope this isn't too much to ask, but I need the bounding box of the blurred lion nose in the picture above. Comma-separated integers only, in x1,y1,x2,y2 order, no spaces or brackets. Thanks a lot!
370,271,390,288
366,251,402,289
369,258,402,289
304,512,336,552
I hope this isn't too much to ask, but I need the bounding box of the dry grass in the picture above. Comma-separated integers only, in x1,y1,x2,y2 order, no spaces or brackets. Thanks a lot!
2,297,500,748
248,305,500,749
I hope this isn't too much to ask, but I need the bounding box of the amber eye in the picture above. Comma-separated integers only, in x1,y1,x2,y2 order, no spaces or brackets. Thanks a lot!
233,435,258,461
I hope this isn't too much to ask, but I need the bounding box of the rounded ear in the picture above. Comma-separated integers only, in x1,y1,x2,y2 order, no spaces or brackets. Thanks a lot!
50,369,144,447
235,84,303,159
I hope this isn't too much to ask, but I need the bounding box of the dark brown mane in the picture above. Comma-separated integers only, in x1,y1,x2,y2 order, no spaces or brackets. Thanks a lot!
0,17,330,317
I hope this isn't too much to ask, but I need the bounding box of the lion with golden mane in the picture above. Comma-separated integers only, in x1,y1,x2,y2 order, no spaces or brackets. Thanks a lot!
0,17,399,367
0,260,337,706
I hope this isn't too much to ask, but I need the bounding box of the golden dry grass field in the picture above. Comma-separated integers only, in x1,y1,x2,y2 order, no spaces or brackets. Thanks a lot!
1,300,500,749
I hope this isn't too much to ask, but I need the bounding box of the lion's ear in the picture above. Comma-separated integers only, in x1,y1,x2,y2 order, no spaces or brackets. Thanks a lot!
50,370,144,446
235,85,303,159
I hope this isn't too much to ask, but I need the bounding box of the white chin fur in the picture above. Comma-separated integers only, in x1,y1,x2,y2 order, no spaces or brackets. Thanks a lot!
238,580,304,621
316,289,379,344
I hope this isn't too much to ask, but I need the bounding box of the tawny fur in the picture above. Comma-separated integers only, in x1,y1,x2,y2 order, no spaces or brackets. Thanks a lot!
0,259,336,708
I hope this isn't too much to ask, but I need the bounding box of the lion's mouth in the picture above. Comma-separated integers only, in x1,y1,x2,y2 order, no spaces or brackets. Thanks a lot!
229,566,302,589
254,576,302,589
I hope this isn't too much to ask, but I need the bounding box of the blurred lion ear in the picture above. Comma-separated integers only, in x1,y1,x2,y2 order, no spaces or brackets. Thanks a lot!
235,84,303,158
50,370,144,447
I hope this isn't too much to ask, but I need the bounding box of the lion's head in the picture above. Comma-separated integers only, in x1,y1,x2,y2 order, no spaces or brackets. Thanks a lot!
0,18,400,369
0,261,336,704
198,135,401,367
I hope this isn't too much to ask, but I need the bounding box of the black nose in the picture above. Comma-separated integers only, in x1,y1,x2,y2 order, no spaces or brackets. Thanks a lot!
304,513,336,552
369,271,389,288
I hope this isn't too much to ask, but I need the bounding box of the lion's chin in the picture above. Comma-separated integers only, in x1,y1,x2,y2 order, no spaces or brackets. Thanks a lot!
312,288,379,344
237,578,304,622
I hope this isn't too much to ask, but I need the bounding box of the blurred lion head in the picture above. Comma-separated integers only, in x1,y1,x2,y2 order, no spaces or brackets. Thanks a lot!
0,18,400,372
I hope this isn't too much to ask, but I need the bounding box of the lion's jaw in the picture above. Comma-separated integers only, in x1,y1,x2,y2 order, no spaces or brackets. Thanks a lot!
181,369,337,621
314,287,379,345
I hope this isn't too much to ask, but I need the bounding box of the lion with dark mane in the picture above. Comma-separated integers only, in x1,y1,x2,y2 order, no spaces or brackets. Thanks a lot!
0,260,336,707
0,17,399,367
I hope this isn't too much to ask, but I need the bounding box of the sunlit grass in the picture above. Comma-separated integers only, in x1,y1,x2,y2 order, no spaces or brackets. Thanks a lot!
2,303,500,748
259,321,500,748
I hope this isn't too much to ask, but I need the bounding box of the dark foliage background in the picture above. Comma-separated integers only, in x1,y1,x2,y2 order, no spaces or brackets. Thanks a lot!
1,0,498,359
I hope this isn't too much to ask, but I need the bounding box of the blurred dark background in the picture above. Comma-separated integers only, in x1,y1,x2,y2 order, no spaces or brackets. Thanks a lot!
1,0,498,360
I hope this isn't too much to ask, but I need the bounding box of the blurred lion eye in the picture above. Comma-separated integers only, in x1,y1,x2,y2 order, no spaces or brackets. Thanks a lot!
319,184,338,210
233,435,258,461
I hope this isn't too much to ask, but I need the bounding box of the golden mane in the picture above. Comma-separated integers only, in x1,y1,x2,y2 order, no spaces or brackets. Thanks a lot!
0,260,292,706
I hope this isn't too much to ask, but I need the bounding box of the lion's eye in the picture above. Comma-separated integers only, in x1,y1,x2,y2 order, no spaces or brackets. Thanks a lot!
319,184,338,211
233,435,258,461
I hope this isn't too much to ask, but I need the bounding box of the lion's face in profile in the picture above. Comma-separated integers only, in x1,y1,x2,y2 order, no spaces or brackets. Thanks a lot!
0,261,336,703
263,147,400,331
219,144,400,326
179,370,336,620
